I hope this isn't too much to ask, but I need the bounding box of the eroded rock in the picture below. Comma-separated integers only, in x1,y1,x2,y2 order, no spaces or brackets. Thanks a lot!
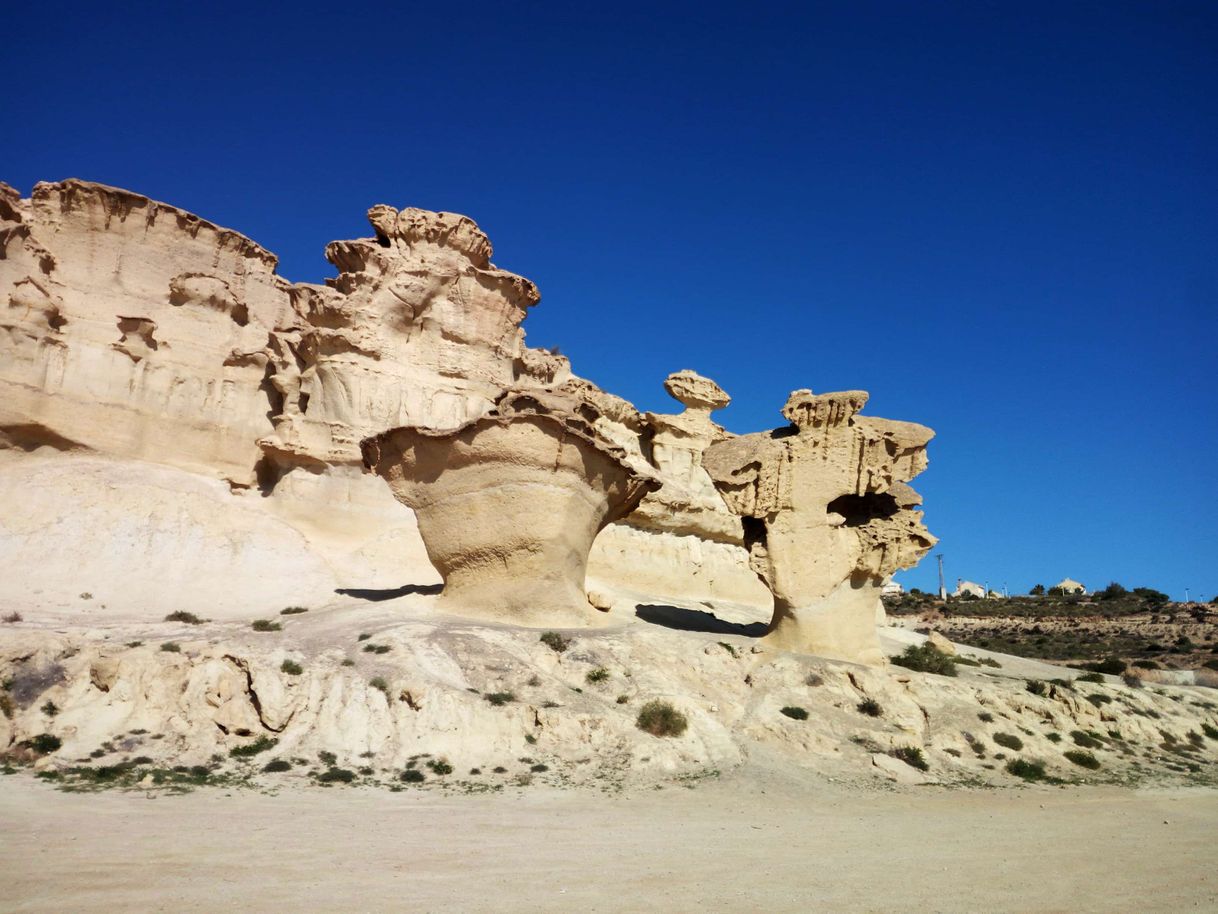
362,388,660,626
703,389,936,663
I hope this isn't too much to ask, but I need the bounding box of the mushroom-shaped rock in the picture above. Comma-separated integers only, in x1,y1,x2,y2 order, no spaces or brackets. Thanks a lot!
702,389,936,664
361,389,660,626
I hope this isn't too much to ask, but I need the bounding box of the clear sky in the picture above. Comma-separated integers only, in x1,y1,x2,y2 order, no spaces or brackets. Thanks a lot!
6,2,1215,600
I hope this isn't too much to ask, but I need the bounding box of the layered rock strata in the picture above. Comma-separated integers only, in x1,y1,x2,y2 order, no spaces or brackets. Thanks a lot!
703,389,937,663
361,389,660,625
1,179,935,660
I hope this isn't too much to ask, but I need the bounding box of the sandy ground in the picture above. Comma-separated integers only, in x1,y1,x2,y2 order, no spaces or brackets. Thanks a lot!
1,776,1214,913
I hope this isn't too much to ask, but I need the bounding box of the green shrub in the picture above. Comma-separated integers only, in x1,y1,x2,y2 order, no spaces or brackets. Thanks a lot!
889,746,928,771
26,733,61,754
978,711,994,723
993,733,1023,751
369,677,390,697
1026,680,1048,696
1046,732,1062,743
1083,657,1127,675
1064,750,1101,769
229,736,278,758
160,642,181,653
316,767,355,784
530,763,549,773
400,768,425,783
857,698,882,717
484,691,515,706
1132,659,1160,669
251,620,282,632
1070,730,1103,749
341,659,355,667
262,759,291,773
40,700,59,717
362,643,390,654
1086,694,1113,707
357,633,371,641
539,631,570,653
318,750,337,766
585,667,610,684
1201,723,1218,740
280,606,309,615
891,643,957,676
616,695,629,704
164,611,206,624
636,700,688,737
780,706,809,720
426,759,453,776
1076,672,1105,684
280,660,303,675
718,641,739,658
1006,758,1047,781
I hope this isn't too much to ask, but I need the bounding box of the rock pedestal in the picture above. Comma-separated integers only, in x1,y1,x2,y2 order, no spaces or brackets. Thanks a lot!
362,390,659,626
702,389,936,663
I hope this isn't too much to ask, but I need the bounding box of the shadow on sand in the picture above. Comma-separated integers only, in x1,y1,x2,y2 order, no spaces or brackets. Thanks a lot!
335,583,443,602
634,603,767,638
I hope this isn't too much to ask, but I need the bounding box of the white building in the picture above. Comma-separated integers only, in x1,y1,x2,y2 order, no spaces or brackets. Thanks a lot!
1053,578,1087,595
953,579,986,599
880,578,904,597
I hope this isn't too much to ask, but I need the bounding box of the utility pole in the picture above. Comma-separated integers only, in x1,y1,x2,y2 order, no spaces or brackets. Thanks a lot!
1185,587,1190,603
936,554,946,601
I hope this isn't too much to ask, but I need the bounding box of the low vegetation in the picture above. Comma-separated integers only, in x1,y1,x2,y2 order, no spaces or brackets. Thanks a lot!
1070,730,1104,749
484,691,515,706
229,736,278,758
585,667,610,684
889,746,929,771
993,733,1024,751
539,631,571,653
280,606,308,615
251,620,282,632
891,643,958,676
857,698,883,717
164,611,206,624
280,659,303,675
636,700,688,737
1005,758,1047,781
780,706,809,720
1063,750,1101,769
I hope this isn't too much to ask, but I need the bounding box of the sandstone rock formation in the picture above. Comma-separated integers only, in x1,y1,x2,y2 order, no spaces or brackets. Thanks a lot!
1,178,933,661
703,389,937,663
361,388,660,625
586,371,770,607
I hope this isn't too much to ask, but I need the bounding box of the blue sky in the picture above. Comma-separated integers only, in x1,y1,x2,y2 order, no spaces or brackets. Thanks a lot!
6,2,1215,599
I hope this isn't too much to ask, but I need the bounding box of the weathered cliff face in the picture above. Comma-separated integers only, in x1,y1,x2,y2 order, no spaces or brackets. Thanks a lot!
703,389,937,662
258,204,571,480
0,180,292,483
0,179,933,660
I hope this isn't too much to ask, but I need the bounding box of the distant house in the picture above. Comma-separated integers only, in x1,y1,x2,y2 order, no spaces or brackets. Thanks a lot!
1053,578,1087,595
953,579,986,599
880,578,904,597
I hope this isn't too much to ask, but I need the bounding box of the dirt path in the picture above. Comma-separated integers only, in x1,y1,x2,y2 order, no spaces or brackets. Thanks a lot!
1,777,1213,913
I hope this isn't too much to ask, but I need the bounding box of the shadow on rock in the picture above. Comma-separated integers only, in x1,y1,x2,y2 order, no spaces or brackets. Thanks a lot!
335,583,443,602
635,603,767,637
